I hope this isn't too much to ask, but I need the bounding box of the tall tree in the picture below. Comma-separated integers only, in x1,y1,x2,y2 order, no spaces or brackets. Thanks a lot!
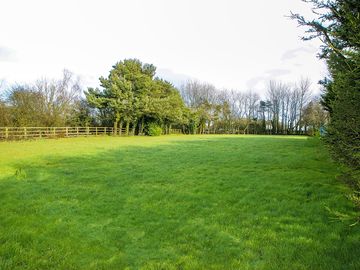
86,59,150,135
295,78,312,133
291,0,360,215
35,70,81,126
291,0,360,168
86,59,186,135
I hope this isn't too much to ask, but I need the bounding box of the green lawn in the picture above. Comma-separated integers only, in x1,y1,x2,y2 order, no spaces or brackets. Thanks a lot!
0,135,359,269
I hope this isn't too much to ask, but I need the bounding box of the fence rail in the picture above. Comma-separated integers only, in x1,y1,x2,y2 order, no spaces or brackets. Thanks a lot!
168,129,182,135
0,127,119,140
0,127,184,140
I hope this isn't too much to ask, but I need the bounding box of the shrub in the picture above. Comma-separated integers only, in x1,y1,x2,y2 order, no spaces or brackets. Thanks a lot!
146,123,162,136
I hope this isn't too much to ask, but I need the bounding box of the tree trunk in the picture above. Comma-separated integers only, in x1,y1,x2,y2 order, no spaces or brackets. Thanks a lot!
119,120,123,136
139,117,145,135
113,120,118,135
125,121,130,136
131,121,136,136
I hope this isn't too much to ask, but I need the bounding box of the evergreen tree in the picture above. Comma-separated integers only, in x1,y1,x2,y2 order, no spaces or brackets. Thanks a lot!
291,0,360,168
292,0,360,213
85,59,186,135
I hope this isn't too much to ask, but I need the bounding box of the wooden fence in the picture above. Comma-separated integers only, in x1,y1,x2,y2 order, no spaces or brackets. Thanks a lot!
0,127,183,140
168,128,182,135
0,127,116,140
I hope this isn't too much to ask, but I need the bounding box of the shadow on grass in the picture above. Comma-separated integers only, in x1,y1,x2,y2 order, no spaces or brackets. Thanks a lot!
0,136,359,270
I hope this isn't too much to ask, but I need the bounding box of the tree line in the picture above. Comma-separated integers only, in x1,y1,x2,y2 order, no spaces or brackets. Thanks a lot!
179,78,326,135
0,70,84,127
0,59,326,136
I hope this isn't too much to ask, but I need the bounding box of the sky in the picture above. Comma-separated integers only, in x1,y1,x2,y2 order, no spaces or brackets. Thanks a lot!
0,0,328,96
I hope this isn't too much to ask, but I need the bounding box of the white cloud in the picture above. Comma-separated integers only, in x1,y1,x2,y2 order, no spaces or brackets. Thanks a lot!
156,68,193,88
0,46,17,62
281,46,318,61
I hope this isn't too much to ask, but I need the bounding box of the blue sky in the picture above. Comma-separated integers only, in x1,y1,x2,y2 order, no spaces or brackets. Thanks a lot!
0,0,327,95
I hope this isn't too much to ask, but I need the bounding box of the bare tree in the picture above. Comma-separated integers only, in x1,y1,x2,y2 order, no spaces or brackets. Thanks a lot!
5,70,81,127
180,78,313,135
267,81,282,134
242,90,260,134
295,77,312,133
35,69,81,126
267,80,311,134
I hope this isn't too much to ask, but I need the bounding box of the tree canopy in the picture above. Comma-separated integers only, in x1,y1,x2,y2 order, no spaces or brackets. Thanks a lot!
292,0,360,167
85,59,186,135
292,0,360,214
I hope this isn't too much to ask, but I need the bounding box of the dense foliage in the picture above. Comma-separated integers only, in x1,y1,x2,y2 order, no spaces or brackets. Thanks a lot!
84,59,186,135
292,0,360,216
146,122,163,136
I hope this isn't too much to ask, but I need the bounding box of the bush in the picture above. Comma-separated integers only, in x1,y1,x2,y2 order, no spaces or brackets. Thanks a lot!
146,123,162,136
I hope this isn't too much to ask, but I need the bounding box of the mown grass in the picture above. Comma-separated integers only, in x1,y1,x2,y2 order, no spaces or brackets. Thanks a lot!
0,135,359,269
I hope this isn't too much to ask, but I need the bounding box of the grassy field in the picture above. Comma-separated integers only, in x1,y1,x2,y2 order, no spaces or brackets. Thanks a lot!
0,135,359,269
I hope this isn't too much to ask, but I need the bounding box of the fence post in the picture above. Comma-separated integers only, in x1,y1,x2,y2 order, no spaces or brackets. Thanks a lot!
76,127,79,136
104,127,107,135
66,127,69,137
86,126,89,136
24,127,27,139
96,127,98,136
53,127,56,137
5,127,8,139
